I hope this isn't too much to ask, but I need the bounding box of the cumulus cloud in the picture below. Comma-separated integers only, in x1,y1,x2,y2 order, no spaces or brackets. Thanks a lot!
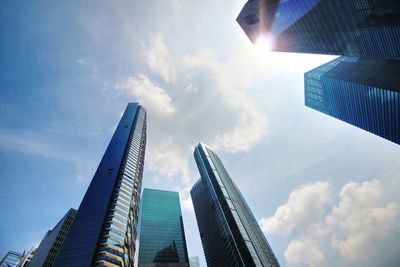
328,181,400,265
284,238,325,267
260,182,331,236
179,185,195,212
115,73,176,115
182,50,267,153
116,33,268,198
145,34,177,84
261,180,400,267
145,137,190,183
169,0,184,13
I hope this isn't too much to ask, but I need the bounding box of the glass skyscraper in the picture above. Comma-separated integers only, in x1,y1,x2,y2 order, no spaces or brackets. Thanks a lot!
189,256,200,267
138,188,189,267
237,0,400,59
29,208,77,267
54,103,147,267
17,247,36,267
305,56,400,145
190,143,280,267
0,251,23,267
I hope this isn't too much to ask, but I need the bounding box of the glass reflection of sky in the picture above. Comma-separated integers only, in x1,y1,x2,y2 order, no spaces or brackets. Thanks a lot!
271,0,322,35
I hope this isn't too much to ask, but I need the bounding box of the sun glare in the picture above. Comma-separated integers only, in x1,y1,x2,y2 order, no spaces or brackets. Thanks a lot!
255,33,276,52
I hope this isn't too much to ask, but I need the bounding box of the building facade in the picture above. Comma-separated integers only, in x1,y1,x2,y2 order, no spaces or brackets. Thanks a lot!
17,247,36,267
29,208,77,267
237,0,400,59
305,56,400,145
0,251,23,267
54,103,147,267
138,188,189,267
189,256,200,267
190,143,280,267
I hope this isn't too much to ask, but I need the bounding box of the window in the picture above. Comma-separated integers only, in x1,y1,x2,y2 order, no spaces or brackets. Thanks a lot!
242,14,259,25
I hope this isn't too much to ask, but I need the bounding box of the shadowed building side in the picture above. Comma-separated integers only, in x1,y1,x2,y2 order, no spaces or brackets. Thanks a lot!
237,0,400,59
191,143,280,267
191,180,237,267
305,56,400,145
29,208,77,267
54,103,147,267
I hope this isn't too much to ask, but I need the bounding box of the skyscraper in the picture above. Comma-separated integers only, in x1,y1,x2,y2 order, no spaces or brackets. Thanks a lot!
237,0,400,59
190,143,280,267
305,56,400,145
138,188,189,267
17,247,36,267
0,251,23,267
189,256,200,267
29,208,77,267
54,103,147,267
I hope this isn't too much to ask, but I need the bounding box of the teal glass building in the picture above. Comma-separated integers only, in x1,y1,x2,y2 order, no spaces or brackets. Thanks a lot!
29,208,77,267
54,103,147,267
237,0,400,59
138,188,189,267
191,143,280,267
305,56,400,145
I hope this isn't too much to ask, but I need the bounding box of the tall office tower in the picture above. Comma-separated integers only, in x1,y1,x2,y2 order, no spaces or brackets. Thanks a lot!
305,56,400,144
190,143,280,267
29,208,77,267
17,247,36,267
189,256,200,267
54,103,147,267
0,251,23,267
237,0,400,59
138,188,189,267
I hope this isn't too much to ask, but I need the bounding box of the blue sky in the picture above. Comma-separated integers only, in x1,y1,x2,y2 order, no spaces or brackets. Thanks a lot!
1,1,400,266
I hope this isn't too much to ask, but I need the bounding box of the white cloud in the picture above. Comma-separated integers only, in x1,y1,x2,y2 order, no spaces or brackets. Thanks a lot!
211,92,267,153
261,180,400,267
179,186,194,212
116,34,268,197
182,50,267,153
169,0,184,13
145,34,177,84
284,238,325,267
260,182,331,236
328,181,400,265
146,137,190,183
115,73,176,115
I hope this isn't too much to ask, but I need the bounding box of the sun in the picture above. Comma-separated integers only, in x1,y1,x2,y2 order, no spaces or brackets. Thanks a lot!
255,33,276,52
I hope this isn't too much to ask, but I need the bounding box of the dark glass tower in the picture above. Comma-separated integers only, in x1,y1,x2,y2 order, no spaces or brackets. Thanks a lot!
138,188,189,267
190,143,280,267
29,208,77,267
54,103,147,267
237,0,400,59
305,56,400,144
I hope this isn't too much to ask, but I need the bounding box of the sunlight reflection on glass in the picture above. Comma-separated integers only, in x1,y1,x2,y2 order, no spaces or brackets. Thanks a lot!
255,33,276,52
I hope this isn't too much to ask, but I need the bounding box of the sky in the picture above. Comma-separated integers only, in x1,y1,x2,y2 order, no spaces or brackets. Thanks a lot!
1,1,400,267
